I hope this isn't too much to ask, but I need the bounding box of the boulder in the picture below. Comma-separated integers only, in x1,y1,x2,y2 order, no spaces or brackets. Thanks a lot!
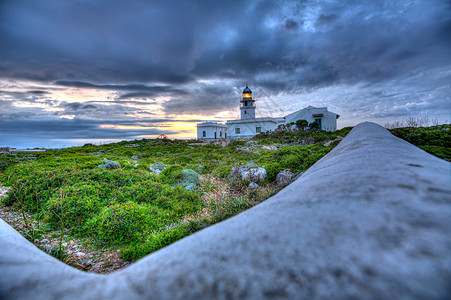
276,170,294,186
230,165,267,183
323,136,344,147
248,182,259,189
298,137,316,145
178,169,201,191
245,141,258,147
151,162,166,170
150,162,166,174
98,158,120,169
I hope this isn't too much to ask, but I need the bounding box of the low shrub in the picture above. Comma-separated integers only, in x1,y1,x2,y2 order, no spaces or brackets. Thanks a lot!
87,201,155,245
44,183,109,232
121,221,204,261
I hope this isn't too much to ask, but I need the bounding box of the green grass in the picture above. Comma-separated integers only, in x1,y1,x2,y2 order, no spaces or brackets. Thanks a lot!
1,124,446,264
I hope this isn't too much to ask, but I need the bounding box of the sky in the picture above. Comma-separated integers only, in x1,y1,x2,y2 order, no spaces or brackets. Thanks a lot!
1,0,450,148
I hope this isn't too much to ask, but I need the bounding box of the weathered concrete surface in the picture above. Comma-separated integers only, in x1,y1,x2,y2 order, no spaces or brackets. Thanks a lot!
1,122,450,299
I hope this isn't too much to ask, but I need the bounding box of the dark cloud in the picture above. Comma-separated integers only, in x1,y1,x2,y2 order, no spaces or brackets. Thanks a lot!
162,83,240,115
61,102,98,111
28,90,48,95
0,0,450,146
284,18,301,30
118,92,159,100
315,14,339,26
56,81,188,95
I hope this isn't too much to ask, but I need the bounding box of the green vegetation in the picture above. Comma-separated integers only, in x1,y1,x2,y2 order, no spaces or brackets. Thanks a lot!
1,123,447,266
390,124,451,161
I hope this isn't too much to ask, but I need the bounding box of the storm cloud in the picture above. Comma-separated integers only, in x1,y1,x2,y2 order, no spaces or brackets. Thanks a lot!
1,0,450,146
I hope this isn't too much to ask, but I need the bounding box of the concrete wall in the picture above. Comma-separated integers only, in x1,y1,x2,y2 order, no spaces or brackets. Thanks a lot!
1,122,450,300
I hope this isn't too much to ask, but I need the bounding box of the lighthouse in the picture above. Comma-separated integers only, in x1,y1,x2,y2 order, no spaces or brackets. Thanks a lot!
240,85,256,119
197,84,339,140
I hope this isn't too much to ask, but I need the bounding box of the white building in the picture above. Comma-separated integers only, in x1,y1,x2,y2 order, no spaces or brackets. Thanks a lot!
284,106,339,132
196,86,339,140
196,121,227,140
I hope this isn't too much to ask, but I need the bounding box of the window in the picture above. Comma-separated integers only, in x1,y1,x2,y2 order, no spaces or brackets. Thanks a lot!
202,131,206,137
235,128,240,134
256,127,261,133
220,131,222,137
244,110,247,114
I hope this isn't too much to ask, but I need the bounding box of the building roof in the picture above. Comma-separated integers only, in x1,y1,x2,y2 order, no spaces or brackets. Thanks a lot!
243,86,252,93
196,121,227,128
226,117,285,124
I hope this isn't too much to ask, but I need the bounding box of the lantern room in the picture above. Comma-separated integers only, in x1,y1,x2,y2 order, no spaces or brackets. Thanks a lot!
242,85,252,100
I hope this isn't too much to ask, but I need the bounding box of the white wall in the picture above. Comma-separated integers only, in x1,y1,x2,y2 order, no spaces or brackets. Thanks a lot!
197,124,227,140
227,119,279,138
285,107,338,131
240,106,256,119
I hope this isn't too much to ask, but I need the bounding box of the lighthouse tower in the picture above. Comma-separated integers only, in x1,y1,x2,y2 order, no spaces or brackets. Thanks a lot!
240,85,256,119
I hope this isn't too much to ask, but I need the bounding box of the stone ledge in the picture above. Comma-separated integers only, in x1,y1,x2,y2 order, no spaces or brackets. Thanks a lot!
1,122,450,299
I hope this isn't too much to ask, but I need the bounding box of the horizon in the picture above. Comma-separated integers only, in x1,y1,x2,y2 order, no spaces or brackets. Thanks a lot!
1,0,450,148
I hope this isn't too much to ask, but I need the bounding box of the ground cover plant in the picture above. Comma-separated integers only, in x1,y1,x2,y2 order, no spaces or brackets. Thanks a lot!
389,124,451,161
0,123,447,271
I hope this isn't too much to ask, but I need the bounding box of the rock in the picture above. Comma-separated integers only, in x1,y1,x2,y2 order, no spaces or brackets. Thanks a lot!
245,141,257,147
230,166,267,183
150,162,166,171
40,239,49,244
276,170,294,186
79,259,93,267
248,182,259,189
2,122,451,299
298,137,316,145
178,169,201,191
244,162,257,168
98,158,121,169
150,162,166,174
134,163,139,168
323,136,344,147
131,155,138,161
262,145,278,150
75,252,86,258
